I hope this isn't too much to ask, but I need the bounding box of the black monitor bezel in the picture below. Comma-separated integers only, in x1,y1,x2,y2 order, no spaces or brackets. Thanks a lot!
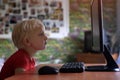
85,0,119,72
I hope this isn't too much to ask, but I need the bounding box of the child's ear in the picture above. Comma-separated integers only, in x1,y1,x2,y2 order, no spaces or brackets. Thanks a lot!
23,37,31,47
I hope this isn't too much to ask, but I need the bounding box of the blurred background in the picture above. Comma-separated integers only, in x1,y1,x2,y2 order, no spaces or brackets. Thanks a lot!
0,0,116,69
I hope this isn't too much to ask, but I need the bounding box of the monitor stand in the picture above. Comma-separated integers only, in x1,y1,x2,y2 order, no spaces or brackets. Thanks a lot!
85,45,120,71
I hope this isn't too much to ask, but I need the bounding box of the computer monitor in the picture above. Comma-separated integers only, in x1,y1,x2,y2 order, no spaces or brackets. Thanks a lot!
85,0,119,71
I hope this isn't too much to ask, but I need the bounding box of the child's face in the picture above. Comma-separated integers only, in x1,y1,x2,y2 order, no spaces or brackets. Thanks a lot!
28,27,47,50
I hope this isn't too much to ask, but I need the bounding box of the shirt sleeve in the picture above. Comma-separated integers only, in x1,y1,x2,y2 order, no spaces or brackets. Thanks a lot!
14,55,29,70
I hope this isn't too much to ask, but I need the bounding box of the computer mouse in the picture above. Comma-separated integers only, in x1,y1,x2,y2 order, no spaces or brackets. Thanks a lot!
38,66,59,75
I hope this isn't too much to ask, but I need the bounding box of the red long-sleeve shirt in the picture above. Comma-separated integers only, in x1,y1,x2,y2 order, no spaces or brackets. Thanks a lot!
0,49,35,80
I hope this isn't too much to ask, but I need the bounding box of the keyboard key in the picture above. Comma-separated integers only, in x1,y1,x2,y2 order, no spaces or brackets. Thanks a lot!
59,62,85,73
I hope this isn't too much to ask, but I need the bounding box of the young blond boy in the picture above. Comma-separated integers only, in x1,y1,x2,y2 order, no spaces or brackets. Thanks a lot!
0,19,47,80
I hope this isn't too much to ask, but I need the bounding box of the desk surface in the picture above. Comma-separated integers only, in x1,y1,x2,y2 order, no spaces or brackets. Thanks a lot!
5,64,120,80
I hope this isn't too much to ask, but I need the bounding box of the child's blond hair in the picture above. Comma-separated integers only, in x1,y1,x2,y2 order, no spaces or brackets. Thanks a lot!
12,19,45,49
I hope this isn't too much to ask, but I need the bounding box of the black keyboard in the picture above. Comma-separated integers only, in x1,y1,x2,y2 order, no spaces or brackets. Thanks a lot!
59,62,85,73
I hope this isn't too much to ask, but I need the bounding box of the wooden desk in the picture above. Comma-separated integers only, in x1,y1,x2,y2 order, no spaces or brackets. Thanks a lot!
5,64,120,80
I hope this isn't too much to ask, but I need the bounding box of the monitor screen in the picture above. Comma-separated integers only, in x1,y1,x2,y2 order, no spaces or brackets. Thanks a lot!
85,0,119,71
91,0,104,53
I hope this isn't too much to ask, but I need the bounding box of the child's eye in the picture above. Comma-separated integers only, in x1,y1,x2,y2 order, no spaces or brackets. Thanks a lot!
39,33,44,36
38,32,48,37
39,32,48,36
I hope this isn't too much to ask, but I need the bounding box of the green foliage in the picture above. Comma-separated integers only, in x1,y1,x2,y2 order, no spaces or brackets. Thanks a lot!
0,37,84,63
0,39,15,58
34,37,84,63
0,0,92,63
0,0,116,64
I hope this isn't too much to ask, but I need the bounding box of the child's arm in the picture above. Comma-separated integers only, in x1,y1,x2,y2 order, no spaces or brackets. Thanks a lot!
15,68,26,74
